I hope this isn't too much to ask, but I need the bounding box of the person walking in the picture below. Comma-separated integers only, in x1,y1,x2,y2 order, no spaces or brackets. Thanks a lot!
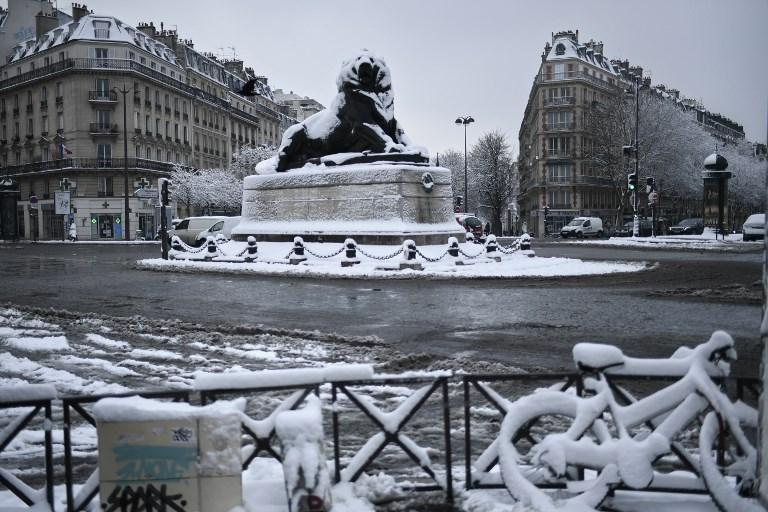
484,222,491,237
68,221,77,242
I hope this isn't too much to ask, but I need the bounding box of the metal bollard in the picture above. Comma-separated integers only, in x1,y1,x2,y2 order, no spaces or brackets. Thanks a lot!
520,233,535,257
171,235,183,252
245,236,258,262
205,236,217,260
465,231,475,244
341,238,360,267
485,234,501,262
399,239,422,270
290,236,308,265
448,236,465,266
215,233,227,244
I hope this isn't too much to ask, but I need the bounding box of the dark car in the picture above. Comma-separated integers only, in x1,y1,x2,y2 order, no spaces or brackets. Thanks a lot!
613,219,653,237
669,218,704,235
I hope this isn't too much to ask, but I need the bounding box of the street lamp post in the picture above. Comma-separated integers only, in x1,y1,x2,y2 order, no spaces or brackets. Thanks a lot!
113,85,131,241
455,116,474,213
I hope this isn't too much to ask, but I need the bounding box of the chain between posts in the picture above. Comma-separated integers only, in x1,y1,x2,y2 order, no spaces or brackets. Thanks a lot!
357,246,404,260
416,249,449,262
458,247,485,259
304,245,346,259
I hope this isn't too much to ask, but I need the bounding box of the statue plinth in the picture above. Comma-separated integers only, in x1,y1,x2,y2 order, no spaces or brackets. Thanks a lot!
232,163,464,245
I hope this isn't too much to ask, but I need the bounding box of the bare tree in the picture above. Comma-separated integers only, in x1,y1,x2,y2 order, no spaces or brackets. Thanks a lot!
433,149,465,202
584,88,713,225
469,131,516,234
170,165,242,215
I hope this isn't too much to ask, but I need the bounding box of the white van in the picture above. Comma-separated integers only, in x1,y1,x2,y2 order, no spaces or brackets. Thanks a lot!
560,217,603,239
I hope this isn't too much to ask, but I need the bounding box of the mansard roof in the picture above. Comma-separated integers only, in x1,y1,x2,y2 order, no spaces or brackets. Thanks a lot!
10,14,180,67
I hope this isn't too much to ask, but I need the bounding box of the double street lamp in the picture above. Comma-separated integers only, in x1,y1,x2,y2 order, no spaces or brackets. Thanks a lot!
455,115,474,213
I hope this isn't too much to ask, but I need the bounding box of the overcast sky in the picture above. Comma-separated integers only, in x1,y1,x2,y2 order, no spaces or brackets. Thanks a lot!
67,0,768,155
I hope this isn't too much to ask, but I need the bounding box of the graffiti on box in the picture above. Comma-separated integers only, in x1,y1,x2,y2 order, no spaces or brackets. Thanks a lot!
114,444,198,480
103,483,187,511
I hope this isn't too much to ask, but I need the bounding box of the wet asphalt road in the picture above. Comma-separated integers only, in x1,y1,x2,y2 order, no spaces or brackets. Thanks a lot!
0,241,762,375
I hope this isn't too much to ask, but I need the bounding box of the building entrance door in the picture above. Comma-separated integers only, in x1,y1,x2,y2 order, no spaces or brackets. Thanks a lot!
98,214,114,239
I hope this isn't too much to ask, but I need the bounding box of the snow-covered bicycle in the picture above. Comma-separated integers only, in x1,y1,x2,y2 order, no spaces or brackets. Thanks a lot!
496,331,761,512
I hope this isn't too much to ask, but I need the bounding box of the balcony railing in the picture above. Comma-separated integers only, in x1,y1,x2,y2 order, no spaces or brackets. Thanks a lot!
2,157,188,176
543,122,575,131
574,175,614,186
88,123,118,135
133,96,141,106
0,111,5,120
545,149,574,159
543,96,575,107
88,91,118,103
12,107,19,117
39,100,48,109
25,104,33,113
145,100,152,108
0,58,283,123
538,71,617,91
55,96,63,106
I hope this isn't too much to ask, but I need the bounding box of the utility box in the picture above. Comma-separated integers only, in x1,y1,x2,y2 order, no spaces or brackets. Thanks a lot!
95,397,242,512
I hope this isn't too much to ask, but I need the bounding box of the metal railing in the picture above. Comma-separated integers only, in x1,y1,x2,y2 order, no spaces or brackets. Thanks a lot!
543,122,575,131
87,91,117,102
88,123,118,135
543,96,575,106
537,71,618,91
0,370,759,510
1,157,186,176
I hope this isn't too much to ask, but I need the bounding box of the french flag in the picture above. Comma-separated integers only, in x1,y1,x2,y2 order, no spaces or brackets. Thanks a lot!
59,143,73,157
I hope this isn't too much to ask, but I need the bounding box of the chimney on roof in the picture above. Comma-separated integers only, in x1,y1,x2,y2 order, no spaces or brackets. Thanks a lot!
256,76,268,86
137,21,156,37
35,11,58,37
594,42,603,55
71,3,88,22
223,59,244,75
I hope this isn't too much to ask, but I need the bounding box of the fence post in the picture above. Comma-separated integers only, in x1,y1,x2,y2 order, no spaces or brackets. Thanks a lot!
276,395,332,512
519,233,535,257
465,231,475,244
447,236,464,266
204,236,217,260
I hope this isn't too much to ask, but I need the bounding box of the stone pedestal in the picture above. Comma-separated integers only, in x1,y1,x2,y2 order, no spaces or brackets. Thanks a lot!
233,164,465,245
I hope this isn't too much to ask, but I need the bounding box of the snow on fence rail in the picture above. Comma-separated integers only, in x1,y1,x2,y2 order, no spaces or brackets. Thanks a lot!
0,367,761,511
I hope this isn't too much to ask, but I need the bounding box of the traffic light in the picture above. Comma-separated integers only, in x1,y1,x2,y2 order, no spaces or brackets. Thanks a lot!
159,178,172,206
544,205,550,216
455,195,463,207
627,173,638,191
646,176,655,193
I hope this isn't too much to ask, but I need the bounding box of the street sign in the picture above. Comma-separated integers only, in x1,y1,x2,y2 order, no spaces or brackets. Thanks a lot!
29,194,38,209
55,191,71,215
135,187,158,199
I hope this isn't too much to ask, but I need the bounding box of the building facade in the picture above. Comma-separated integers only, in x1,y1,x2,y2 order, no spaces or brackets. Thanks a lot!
273,89,324,123
517,31,628,236
0,4,289,241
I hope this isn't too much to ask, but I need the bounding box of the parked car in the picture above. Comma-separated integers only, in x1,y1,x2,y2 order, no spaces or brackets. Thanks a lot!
169,216,228,246
612,219,653,237
742,214,765,242
560,217,603,239
669,218,704,235
194,216,242,245
455,214,485,242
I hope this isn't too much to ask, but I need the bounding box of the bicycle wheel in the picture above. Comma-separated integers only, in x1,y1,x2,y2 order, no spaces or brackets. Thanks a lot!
699,404,762,512
498,390,618,512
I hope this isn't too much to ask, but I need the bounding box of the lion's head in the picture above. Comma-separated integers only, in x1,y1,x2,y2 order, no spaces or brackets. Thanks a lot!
336,50,394,120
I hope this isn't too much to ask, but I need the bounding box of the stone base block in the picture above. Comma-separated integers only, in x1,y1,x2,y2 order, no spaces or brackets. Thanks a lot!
234,164,465,245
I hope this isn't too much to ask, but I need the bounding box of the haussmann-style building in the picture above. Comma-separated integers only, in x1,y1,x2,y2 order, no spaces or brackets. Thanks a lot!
0,1,291,241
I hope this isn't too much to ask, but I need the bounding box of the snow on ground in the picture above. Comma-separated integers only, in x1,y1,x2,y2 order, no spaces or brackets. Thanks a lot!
137,240,648,279
0,305,726,511
561,229,760,251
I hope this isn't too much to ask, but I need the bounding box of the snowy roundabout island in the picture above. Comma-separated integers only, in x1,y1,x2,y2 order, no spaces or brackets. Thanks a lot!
141,51,648,279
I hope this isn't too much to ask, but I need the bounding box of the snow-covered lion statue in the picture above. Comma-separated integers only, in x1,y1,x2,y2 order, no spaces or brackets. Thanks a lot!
272,50,427,172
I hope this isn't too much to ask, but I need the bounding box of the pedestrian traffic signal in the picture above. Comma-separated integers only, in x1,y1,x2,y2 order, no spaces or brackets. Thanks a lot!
646,176,655,193
455,195,463,207
627,173,638,191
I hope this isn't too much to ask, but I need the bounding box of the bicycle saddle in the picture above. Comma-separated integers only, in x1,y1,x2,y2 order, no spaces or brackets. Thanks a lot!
572,343,625,372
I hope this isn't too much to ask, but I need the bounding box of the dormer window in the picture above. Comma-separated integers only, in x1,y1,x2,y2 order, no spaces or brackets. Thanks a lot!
93,20,110,40
555,43,566,56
